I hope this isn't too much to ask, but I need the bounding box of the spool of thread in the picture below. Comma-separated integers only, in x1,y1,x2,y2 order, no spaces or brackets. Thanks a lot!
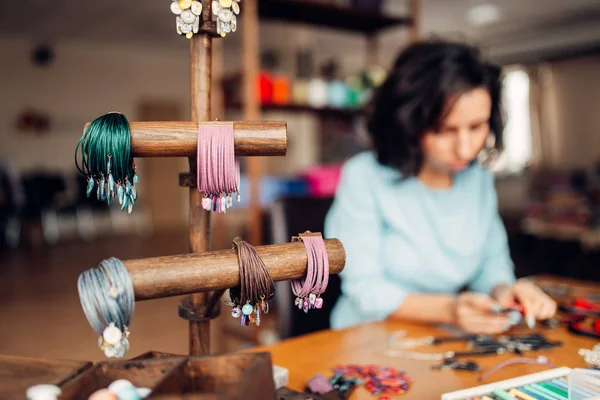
292,80,309,105
26,385,61,400
257,72,273,104
307,78,328,108
272,75,291,105
327,80,348,109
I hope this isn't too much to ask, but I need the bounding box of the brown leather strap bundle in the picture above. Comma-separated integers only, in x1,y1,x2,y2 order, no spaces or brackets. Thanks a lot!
227,237,275,326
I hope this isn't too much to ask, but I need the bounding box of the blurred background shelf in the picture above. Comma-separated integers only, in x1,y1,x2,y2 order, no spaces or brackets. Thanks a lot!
257,0,412,34
226,101,364,119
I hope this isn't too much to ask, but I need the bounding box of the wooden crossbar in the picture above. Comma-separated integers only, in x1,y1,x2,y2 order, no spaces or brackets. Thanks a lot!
82,121,287,157
124,239,345,301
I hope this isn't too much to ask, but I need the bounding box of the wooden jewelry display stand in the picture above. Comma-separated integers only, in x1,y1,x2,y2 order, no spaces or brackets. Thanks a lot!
103,0,346,357
0,1,347,397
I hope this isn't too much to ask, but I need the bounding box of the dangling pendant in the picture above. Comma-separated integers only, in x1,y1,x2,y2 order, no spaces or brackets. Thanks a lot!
303,300,309,313
125,179,132,195
255,306,261,326
309,293,317,307
121,193,129,211
99,176,106,201
240,314,246,326
127,195,134,214
117,185,124,205
261,299,269,315
315,297,324,309
86,178,95,197
231,307,241,318
242,303,253,315
108,174,115,195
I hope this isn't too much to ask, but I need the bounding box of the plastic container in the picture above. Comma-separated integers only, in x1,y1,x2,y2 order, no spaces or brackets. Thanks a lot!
568,368,600,400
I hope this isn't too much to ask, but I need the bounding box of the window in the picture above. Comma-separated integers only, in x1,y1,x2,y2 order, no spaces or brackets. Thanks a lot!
490,67,533,174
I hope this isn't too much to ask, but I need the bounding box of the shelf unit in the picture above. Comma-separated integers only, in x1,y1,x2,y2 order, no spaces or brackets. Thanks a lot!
227,101,364,118
257,0,412,34
240,0,420,245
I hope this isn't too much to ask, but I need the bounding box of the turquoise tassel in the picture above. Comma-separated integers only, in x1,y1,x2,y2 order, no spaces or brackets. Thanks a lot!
130,185,137,201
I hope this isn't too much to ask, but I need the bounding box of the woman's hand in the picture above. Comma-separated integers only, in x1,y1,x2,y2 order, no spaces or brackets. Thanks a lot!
493,280,557,328
454,292,510,334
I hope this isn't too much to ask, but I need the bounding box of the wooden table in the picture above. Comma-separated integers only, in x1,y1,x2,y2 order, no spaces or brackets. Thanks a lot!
256,276,600,399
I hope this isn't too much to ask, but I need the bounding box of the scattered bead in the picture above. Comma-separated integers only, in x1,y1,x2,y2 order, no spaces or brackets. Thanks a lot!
26,384,61,400
89,389,119,400
330,364,412,397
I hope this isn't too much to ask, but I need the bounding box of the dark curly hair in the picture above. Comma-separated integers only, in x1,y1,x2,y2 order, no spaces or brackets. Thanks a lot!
367,40,504,176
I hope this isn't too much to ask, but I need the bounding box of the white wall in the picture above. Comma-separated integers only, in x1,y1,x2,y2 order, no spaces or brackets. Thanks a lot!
0,37,190,173
546,55,600,168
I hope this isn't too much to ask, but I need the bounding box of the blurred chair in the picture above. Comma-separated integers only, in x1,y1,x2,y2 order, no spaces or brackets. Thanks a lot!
269,195,341,339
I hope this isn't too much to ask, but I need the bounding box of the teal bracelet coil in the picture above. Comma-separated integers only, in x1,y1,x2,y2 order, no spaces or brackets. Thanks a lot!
75,112,139,213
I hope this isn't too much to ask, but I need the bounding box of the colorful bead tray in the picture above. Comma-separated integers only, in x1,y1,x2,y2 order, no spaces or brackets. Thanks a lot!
442,367,600,400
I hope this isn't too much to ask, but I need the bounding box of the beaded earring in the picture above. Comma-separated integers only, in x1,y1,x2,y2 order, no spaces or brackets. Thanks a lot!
212,0,240,37
171,0,203,39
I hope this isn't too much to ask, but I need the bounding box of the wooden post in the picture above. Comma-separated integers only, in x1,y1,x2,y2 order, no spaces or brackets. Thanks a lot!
366,34,378,66
409,0,421,43
187,0,213,356
243,0,262,246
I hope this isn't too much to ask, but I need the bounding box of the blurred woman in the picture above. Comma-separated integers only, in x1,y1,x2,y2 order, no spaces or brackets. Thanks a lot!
325,40,556,333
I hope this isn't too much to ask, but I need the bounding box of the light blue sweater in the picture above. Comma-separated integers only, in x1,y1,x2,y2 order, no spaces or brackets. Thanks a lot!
325,152,515,330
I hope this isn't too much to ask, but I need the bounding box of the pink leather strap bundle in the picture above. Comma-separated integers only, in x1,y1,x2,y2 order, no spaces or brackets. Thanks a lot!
196,123,240,213
290,231,329,313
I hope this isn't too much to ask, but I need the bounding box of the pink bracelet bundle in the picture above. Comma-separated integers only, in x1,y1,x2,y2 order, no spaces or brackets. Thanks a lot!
290,231,329,313
196,123,240,213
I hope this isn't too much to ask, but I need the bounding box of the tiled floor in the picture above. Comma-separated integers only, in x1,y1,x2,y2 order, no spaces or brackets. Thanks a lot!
0,231,231,363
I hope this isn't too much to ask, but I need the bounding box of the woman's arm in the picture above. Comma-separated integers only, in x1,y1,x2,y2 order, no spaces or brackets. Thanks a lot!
469,170,516,295
389,292,512,334
389,294,457,324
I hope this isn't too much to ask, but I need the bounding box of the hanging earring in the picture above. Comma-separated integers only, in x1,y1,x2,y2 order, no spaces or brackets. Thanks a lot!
172,0,203,39
212,0,240,37
477,133,499,166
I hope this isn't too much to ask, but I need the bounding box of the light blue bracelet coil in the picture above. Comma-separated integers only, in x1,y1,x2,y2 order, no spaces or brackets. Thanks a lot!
77,257,135,358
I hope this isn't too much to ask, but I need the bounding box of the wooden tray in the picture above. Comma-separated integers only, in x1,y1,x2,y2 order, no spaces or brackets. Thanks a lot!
133,351,183,360
0,355,91,400
150,352,275,400
59,358,184,400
